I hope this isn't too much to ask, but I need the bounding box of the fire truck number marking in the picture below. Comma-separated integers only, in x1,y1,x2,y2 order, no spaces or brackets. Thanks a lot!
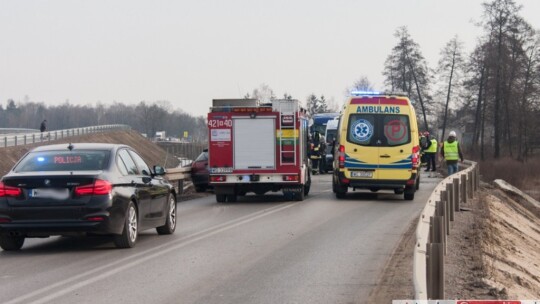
208,119,233,128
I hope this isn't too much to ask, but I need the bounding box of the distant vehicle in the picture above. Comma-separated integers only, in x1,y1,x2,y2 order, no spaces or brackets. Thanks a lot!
310,112,340,136
324,117,340,173
191,149,209,192
0,143,177,251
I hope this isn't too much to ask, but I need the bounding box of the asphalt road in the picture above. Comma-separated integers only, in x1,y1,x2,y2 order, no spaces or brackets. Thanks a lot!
0,172,441,304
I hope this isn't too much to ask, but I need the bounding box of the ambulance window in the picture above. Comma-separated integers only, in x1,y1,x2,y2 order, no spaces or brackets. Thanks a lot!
382,115,410,146
347,114,376,146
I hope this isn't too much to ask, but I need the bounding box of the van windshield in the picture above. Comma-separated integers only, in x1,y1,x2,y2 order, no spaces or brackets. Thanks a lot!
347,114,410,147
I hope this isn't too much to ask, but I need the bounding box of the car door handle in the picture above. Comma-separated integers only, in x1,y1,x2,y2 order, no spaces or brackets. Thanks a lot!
380,154,391,158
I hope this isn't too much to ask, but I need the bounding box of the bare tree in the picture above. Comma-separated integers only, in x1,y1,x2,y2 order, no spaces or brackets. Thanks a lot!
383,26,432,131
437,36,466,141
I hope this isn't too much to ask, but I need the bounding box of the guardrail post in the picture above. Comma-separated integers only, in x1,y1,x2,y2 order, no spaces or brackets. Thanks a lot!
440,190,450,237
177,180,184,196
435,201,447,254
3,137,6,147
453,178,460,212
426,243,444,300
476,166,480,190
446,183,454,222
24,135,27,145
467,171,473,199
461,174,468,204
14,136,17,146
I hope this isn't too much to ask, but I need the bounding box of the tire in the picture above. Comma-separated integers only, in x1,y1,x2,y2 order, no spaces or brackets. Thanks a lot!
404,187,415,200
195,186,206,193
336,191,346,199
156,195,177,235
216,194,226,203
295,185,305,201
114,202,138,248
304,171,311,196
226,194,237,203
0,235,25,251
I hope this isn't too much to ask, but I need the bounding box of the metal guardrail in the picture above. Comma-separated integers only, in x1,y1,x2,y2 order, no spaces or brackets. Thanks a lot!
0,124,131,148
413,160,480,300
0,128,40,134
164,166,192,196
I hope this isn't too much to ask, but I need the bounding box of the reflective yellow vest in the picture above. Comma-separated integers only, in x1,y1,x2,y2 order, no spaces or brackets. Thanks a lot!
444,141,459,160
426,138,437,153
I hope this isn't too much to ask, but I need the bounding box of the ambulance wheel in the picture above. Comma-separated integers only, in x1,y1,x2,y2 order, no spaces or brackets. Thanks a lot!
226,195,237,203
216,194,226,203
335,184,347,199
404,187,415,201
295,186,305,201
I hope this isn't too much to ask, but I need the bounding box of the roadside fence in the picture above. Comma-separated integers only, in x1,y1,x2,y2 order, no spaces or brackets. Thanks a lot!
0,124,131,148
413,160,480,300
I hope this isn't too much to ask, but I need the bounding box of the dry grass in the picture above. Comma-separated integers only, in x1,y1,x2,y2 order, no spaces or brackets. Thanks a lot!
478,157,540,201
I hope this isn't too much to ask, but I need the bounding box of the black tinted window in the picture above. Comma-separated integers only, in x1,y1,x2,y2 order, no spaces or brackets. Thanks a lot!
347,114,410,147
118,149,138,175
14,150,110,172
128,150,151,176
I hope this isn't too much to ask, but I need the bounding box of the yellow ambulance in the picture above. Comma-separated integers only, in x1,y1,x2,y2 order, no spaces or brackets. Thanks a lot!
332,92,421,200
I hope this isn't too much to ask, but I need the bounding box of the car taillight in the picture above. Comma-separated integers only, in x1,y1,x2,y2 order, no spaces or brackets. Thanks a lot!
412,145,420,169
85,216,105,222
74,179,112,196
283,175,299,182
210,175,226,182
0,218,11,223
0,182,22,197
338,145,345,169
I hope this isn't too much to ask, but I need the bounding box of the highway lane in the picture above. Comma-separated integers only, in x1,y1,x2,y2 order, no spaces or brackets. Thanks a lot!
0,172,441,304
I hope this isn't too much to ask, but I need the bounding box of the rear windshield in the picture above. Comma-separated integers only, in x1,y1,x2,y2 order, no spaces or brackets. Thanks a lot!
14,150,110,172
195,152,208,162
347,114,410,147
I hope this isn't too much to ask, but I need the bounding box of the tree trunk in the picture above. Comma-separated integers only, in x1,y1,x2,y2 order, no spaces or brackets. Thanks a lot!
441,51,456,142
408,61,429,132
473,65,486,151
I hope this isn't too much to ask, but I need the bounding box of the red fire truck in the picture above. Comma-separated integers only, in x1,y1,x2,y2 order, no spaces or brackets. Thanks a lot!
207,99,311,203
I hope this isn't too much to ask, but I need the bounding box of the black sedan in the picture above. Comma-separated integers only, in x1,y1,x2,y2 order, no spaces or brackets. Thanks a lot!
0,143,177,250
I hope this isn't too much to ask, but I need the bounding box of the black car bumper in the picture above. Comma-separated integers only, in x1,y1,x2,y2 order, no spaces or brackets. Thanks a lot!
0,196,126,237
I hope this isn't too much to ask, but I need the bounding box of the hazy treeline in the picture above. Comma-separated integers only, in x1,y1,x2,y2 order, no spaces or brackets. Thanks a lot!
0,99,208,142
382,0,540,160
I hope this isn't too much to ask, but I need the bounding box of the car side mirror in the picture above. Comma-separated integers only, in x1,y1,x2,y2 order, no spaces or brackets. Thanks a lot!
153,165,166,176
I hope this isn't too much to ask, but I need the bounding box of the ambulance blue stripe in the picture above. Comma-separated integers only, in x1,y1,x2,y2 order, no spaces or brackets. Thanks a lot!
344,162,412,169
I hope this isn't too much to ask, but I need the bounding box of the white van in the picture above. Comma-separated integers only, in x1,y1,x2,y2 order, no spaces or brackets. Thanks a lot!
323,117,340,172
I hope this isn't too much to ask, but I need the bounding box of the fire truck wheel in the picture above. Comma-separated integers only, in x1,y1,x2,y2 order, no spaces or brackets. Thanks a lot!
216,194,226,203
295,186,305,201
226,195,237,202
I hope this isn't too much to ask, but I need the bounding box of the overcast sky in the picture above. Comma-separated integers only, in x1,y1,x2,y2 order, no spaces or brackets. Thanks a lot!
1,0,539,117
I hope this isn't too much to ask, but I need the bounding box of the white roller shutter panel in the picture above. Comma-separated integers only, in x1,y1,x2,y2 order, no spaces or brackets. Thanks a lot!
234,118,275,169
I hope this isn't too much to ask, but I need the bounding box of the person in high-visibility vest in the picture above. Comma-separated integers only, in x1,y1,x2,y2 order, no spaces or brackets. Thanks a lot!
423,131,437,172
440,130,464,176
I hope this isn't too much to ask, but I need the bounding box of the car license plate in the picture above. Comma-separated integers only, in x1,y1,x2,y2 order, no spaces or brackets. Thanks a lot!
29,188,70,200
351,171,373,178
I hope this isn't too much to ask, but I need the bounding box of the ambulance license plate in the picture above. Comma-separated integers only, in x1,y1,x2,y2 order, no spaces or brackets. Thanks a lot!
351,171,373,178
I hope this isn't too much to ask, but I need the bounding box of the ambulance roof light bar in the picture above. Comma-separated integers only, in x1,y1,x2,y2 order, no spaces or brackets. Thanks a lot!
350,91,408,97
